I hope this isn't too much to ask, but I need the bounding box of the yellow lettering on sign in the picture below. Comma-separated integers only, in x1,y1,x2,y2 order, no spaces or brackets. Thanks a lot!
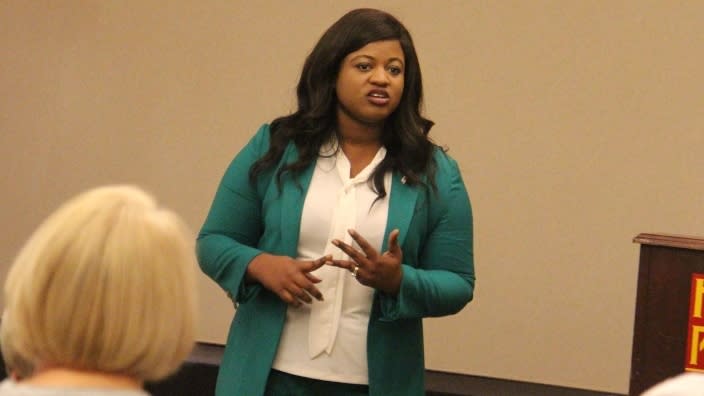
689,325,704,365
694,279,704,318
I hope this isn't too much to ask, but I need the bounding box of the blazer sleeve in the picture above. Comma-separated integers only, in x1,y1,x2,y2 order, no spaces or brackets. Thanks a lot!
379,151,475,320
196,124,271,303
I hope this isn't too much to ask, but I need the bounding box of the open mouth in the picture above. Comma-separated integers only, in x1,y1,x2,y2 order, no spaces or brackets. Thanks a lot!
368,91,390,105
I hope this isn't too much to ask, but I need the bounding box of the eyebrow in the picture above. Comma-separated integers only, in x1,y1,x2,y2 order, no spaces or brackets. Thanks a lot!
349,54,405,66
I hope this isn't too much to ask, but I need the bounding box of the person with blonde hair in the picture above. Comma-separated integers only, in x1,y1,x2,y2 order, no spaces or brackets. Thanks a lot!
0,185,198,396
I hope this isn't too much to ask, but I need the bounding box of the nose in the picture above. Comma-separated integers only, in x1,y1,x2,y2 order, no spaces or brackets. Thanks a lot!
369,66,390,85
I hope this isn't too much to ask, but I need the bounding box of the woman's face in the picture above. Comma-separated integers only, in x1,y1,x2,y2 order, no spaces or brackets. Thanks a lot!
335,39,405,129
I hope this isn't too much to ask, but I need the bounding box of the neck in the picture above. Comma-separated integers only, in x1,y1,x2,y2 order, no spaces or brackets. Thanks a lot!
336,107,383,145
336,110,384,177
338,138,382,178
25,367,142,390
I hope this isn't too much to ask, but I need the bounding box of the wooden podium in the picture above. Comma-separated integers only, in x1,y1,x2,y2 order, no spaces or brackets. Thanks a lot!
630,233,704,395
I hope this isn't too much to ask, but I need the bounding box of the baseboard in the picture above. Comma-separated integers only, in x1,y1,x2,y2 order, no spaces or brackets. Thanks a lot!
424,369,624,396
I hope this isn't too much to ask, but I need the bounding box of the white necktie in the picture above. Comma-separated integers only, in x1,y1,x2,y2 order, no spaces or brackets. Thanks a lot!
308,146,386,358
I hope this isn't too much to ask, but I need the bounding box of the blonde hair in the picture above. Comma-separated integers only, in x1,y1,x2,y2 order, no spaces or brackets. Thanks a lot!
3,185,197,381
0,311,34,380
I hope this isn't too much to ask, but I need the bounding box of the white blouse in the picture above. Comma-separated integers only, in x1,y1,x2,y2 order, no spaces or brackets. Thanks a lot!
271,140,391,385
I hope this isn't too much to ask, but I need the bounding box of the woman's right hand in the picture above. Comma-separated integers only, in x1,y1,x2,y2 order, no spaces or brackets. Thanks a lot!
246,253,331,307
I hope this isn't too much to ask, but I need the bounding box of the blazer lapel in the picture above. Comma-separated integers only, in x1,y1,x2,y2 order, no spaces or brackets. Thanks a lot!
279,145,315,257
278,154,419,256
382,173,419,251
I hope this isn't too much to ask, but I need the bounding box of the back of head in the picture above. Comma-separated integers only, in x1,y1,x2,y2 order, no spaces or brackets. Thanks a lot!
3,185,197,382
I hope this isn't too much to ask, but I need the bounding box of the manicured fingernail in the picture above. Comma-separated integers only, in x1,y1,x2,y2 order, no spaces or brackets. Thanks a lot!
332,239,340,246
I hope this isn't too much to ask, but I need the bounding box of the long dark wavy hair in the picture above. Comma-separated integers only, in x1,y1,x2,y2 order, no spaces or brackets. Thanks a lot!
249,8,438,197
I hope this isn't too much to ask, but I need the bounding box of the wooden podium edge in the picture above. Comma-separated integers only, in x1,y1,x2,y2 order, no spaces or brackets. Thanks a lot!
633,233,704,251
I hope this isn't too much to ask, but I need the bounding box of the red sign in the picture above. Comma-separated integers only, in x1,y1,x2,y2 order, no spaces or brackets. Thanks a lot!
686,273,704,372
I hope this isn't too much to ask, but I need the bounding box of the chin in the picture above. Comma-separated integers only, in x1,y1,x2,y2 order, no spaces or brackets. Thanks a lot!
359,116,389,127
362,110,394,124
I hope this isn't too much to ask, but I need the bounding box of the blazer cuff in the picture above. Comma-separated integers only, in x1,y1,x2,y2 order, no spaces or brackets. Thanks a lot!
377,264,414,321
234,248,266,303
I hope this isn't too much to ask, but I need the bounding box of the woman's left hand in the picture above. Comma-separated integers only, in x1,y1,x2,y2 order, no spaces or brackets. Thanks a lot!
330,228,403,295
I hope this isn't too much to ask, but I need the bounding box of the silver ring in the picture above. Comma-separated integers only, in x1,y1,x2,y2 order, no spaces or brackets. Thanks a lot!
353,266,359,278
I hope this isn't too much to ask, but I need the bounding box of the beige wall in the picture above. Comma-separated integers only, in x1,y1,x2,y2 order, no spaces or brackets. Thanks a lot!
2,1,703,393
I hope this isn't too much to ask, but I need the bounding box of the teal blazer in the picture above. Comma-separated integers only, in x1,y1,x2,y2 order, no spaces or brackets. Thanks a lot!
197,124,475,396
